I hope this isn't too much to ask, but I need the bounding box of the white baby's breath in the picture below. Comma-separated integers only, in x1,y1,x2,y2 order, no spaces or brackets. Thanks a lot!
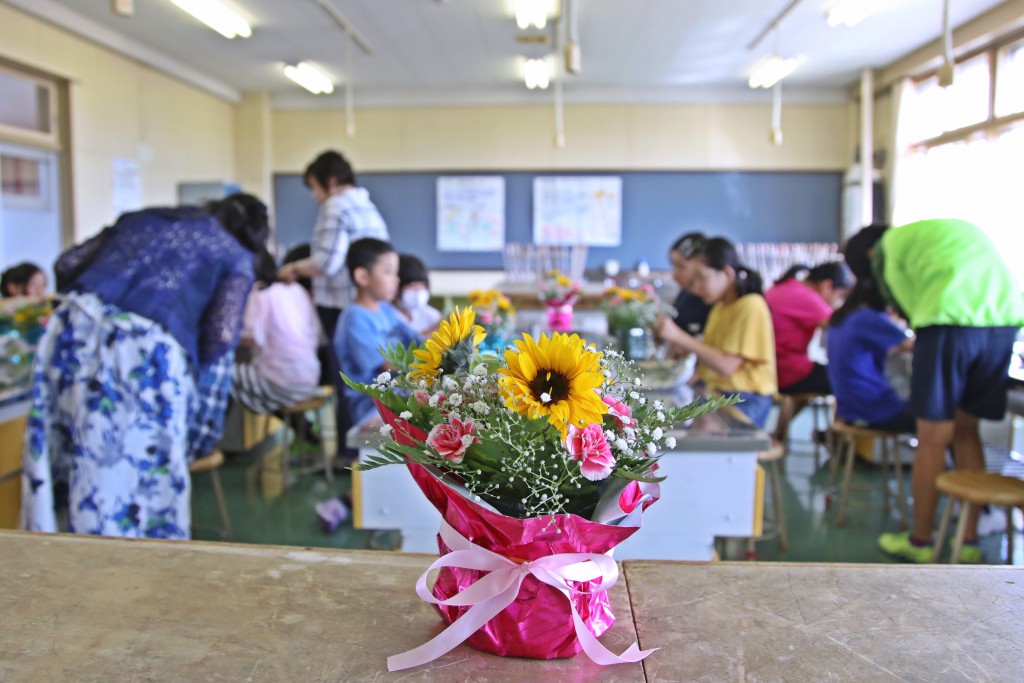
399,411,412,420
665,436,677,449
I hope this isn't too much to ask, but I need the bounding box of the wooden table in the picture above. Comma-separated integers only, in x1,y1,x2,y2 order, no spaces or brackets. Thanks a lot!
625,561,1024,682
0,531,643,682
4,531,1024,681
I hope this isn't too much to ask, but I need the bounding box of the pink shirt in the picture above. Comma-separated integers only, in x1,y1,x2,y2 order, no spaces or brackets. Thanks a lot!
243,283,321,388
764,279,832,388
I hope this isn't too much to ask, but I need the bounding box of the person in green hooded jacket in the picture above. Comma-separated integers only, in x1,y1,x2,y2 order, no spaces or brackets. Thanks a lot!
844,218,1024,563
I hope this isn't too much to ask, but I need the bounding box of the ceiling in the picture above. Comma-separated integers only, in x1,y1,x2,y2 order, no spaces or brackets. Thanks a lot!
6,0,1010,107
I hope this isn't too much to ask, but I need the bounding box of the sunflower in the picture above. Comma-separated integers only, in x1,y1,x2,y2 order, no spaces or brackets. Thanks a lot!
498,332,607,437
409,307,486,384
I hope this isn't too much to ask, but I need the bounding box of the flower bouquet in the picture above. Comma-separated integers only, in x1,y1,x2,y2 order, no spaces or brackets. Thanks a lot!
540,270,581,332
467,288,516,353
344,307,733,671
600,285,672,361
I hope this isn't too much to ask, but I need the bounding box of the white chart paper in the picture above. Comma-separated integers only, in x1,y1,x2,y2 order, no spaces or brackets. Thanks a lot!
436,176,505,252
533,176,622,246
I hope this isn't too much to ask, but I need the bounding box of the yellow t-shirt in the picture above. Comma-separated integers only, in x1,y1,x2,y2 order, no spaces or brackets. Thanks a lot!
697,294,778,396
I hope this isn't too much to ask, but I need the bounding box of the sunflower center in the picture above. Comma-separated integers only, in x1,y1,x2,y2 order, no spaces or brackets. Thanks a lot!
528,369,571,404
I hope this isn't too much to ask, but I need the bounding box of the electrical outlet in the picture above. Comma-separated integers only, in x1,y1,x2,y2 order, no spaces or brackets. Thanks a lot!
110,0,134,17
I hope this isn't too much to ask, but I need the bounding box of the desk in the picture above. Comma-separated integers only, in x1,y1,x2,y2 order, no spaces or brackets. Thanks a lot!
0,389,30,529
4,531,1022,681
350,406,770,560
0,530,642,682
625,561,1024,681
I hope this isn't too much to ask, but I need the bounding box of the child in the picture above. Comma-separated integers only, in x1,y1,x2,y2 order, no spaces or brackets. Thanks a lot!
335,238,422,425
667,232,713,336
394,254,442,336
826,276,915,433
232,249,321,414
654,237,777,428
1,262,47,298
765,261,854,443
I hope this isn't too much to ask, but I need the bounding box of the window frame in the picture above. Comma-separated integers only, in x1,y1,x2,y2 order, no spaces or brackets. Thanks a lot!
0,62,59,149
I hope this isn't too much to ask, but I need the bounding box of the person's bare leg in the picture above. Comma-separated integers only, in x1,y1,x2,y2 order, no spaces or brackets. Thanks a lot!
774,396,808,445
912,418,955,543
952,409,985,542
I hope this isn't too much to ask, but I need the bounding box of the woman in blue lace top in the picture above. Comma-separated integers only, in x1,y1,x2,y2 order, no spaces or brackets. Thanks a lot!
22,194,269,539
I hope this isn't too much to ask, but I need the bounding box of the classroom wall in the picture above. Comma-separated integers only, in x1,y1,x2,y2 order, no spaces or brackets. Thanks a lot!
0,3,237,241
271,103,853,175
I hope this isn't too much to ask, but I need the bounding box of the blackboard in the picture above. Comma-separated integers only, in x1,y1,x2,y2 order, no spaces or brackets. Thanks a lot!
273,171,841,270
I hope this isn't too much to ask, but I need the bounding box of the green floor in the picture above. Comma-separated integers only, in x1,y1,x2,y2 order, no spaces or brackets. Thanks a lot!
191,412,1023,565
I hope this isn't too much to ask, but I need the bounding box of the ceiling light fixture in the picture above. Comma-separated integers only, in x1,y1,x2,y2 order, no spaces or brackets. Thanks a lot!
826,0,890,28
515,0,552,30
283,62,335,94
169,0,251,39
748,55,801,89
523,57,552,89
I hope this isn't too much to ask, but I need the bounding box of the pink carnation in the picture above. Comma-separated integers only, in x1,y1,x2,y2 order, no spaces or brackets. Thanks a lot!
412,389,431,405
602,395,636,429
426,417,478,464
565,423,616,481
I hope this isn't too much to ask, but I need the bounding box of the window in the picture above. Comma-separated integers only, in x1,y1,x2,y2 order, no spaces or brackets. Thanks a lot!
996,38,1024,117
903,54,991,142
0,65,57,145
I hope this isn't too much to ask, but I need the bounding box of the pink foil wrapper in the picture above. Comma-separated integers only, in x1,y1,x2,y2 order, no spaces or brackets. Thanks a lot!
546,304,575,333
374,399,658,660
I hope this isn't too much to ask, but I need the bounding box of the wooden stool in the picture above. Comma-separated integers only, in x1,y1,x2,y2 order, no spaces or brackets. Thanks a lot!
746,440,788,558
933,471,1024,564
828,421,907,528
279,386,337,488
189,449,231,540
786,393,834,468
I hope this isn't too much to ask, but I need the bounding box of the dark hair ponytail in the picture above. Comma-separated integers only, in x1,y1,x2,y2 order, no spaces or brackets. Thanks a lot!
206,193,269,254
694,237,764,298
829,275,888,327
775,264,810,285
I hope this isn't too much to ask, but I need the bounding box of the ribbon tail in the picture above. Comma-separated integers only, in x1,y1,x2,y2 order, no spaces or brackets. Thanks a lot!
567,594,658,666
387,577,523,671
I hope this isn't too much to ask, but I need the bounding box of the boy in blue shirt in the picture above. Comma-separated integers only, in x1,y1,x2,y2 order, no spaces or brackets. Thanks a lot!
335,238,421,425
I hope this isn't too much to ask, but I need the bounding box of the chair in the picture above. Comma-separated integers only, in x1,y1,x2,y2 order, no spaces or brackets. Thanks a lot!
828,420,907,528
779,393,834,468
746,440,788,559
189,449,231,540
279,386,338,488
933,471,1024,564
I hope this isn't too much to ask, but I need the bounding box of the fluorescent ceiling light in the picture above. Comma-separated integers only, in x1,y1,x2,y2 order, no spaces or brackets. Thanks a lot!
515,0,553,30
748,56,801,89
523,57,552,89
170,0,251,39
284,62,335,94
826,0,890,28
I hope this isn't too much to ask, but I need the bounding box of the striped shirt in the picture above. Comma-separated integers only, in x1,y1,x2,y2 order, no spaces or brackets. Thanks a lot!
311,187,389,309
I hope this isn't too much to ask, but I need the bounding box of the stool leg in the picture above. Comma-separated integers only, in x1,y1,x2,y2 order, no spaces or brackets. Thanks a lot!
318,402,335,484
828,431,843,486
1007,506,1015,565
880,436,892,513
836,436,856,527
812,403,822,469
210,469,232,541
768,460,788,551
950,501,972,564
892,437,908,530
933,494,954,562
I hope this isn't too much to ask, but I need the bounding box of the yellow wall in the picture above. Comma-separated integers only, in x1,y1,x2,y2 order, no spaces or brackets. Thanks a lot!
272,102,852,174
0,4,236,241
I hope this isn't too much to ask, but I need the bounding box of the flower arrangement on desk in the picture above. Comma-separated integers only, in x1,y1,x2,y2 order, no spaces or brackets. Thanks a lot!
0,296,56,344
343,307,733,671
540,270,581,332
600,285,674,360
467,289,516,352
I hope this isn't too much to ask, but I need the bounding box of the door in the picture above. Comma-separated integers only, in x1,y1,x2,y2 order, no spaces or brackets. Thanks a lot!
0,142,62,282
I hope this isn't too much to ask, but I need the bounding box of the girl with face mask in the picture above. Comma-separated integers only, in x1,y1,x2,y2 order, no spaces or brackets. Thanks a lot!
395,254,442,336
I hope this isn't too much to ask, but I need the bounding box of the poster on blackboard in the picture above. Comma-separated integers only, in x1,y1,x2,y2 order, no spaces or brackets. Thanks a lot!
533,176,622,246
436,176,505,251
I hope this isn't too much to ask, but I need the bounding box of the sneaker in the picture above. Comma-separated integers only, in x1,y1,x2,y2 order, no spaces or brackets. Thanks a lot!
958,544,982,564
878,531,934,563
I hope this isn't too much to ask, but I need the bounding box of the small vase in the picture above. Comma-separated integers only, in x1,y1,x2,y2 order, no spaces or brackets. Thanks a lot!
547,304,574,332
617,327,652,361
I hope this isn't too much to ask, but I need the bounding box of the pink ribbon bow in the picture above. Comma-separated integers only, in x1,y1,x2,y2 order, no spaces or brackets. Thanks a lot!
387,521,657,671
